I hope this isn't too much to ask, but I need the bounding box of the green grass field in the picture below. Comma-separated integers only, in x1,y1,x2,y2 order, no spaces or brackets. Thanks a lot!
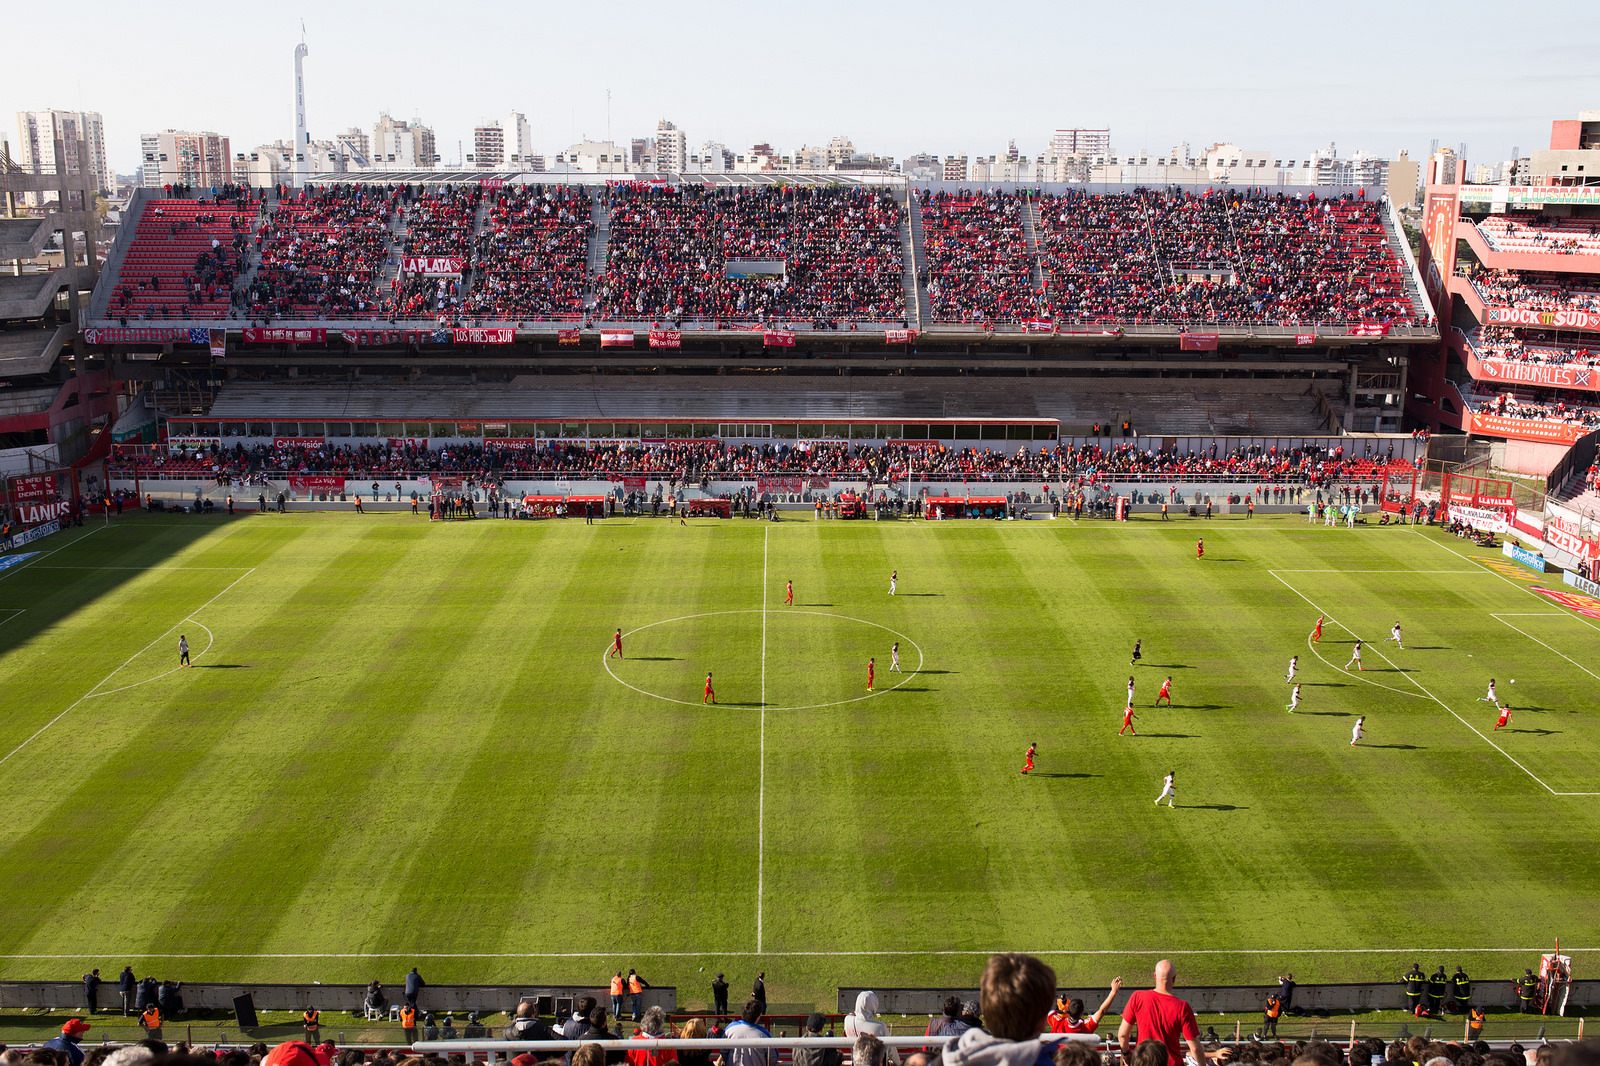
0,511,1596,1008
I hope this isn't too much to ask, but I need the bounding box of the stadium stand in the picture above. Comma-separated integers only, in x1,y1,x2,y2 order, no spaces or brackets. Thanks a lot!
1478,215,1600,256
389,184,480,319
595,184,907,327
1467,327,1599,367
464,185,594,321
1462,387,1600,432
1462,267,1600,313
918,189,1043,325
105,192,257,322
242,185,399,320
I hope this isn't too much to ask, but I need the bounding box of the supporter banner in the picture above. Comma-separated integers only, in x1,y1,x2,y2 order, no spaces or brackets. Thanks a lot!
209,328,227,361
386,437,429,450
1179,332,1220,351
1563,569,1600,598
165,435,220,448
13,498,69,526
82,327,207,345
1531,585,1600,619
806,477,831,490
557,329,582,346
763,330,796,348
884,329,919,344
1452,505,1509,533
1020,319,1055,334
600,330,635,348
1346,322,1392,337
1485,306,1600,332
620,476,646,490
1469,411,1590,443
1472,356,1600,392
1503,540,1547,573
272,436,324,448
1545,520,1599,562
8,475,57,502
452,327,514,345
242,327,327,345
401,256,466,277
757,476,802,494
649,329,682,350
478,178,506,190
341,329,440,346
288,476,345,493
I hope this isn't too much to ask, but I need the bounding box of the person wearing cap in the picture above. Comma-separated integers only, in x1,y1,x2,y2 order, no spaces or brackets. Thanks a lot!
302,1006,321,1043
711,974,729,1016
45,1018,91,1066
140,1003,162,1040
262,1041,334,1066
790,1013,840,1066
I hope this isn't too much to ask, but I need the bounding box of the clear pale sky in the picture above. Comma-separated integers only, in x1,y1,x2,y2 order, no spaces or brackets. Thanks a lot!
6,0,1598,174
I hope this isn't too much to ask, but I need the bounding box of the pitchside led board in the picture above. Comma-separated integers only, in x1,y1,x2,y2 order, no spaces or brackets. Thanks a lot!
3,469,73,529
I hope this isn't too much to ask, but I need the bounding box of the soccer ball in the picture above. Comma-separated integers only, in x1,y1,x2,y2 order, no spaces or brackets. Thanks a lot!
1510,679,1516,684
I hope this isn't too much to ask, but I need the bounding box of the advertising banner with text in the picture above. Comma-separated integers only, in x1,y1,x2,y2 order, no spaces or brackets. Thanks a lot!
1469,411,1590,444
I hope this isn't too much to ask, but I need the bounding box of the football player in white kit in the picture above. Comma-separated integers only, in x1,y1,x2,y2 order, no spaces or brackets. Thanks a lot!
1480,679,1498,704
1286,655,1298,683
1154,770,1176,807
1387,622,1403,650
1350,716,1365,746
1286,683,1302,713
1345,641,1364,671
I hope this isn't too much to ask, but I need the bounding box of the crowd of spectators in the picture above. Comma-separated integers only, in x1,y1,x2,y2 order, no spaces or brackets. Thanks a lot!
110,439,1412,488
388,186,481,320
107,196,259,322
595,184,907,327
240,185,400,320
1468,327,1599,368
1462,268,1600,313
1036,188,1419,326
464,186,593,320
918,190,1044,324
1477,215,1600,256
1469,389,1600,432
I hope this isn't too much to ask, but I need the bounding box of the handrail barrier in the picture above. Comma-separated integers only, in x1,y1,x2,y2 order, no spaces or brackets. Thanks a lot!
411,1036,1097,1064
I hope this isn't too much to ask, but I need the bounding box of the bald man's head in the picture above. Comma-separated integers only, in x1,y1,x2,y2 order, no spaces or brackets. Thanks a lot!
1153,960,1176,989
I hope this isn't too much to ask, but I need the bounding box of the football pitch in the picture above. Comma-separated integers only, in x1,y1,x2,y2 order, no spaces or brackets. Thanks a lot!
0,511,1596,1005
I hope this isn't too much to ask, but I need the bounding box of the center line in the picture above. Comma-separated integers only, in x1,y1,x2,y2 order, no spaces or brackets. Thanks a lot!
757,525,768,954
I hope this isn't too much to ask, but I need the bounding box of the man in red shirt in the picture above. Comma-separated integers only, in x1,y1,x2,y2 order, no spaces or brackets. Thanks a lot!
1118,960,1232,1066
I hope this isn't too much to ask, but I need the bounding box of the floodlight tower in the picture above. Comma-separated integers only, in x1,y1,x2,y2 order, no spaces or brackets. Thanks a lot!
292,27,309,189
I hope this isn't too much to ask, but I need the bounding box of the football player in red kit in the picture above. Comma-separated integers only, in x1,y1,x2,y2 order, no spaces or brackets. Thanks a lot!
1020,742,1037,774
1155,676,1172,706
785,580,794,606
609,628,624,658
703,672,715,704
1196,538,1205,559
1311,615,1325,643
866,657,875,692
1494,703,1512,731
1119,705,1138,736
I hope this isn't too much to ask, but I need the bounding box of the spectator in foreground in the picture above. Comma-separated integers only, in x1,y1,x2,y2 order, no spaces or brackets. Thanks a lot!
846,992,902,1065
927,998,971,1040
627,1006,677,1066
856,1036,889,1066
1117,960,1232,1066
942,952,1057,1066
791,1013,841,1066
505,1000,557,1042
675,1017,714,1066
723,998,774,1066
1052,1044,1102,1066
1049,978,1122,1035
43,1019,91,1066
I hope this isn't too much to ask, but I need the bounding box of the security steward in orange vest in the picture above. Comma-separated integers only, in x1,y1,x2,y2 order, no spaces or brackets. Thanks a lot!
1262,992,1282,1038
303,1007,321,1043
1468,1006,1485,1042
400,998,419,1043
140,1004,162,1039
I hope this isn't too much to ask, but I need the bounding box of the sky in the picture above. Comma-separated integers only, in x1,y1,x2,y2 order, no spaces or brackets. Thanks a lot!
5,0,1599,175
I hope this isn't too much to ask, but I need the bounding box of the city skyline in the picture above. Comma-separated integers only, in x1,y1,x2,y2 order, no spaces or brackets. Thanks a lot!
4,0,1598,177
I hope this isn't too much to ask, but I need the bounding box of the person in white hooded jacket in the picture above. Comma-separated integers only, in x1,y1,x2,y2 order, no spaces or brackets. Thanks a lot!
845,991,902,1066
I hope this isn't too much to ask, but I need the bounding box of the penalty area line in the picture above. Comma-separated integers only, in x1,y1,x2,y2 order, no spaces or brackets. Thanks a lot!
1266,569,1563,797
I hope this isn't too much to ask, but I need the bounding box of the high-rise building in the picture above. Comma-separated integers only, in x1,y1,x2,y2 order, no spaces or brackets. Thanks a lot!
371,112,437,170
473,122,505,169
942,155,969,182
337,127,371,167
655,119,687,173
139,129,232,189
14,109,110,204
1048,128,1111,159
473,112,534,168
1387,150,1421,206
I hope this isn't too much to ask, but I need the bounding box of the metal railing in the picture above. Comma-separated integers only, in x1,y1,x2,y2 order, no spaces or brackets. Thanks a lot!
412,1036,1094,1064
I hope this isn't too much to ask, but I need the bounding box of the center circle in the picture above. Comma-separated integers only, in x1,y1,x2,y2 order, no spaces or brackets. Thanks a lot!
600,609,925,710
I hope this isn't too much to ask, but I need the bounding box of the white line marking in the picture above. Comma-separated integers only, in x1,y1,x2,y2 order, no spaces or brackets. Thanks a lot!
0,946,1587,960
0,568,253,771
0,608,24,628
1267,569,1563,796
84,620,215,700
1271,569,1481,574
1297,629,1426,701
1492,613,1600,684
1411,528,1600,636
599,609,925,711
0,525,105,582
757,526,768,954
